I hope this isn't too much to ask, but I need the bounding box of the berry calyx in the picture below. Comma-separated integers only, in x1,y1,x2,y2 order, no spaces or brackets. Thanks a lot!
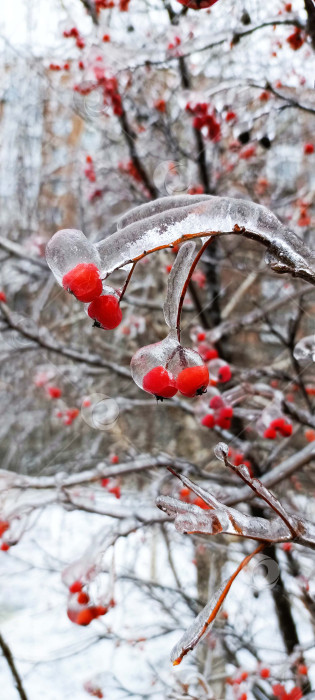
62,263,102,303
87,295,122,330
176,365,209,397
142,366,178,399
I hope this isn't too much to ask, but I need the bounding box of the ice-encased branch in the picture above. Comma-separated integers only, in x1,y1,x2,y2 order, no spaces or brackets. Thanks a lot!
97,195,315,284
157,459,315,550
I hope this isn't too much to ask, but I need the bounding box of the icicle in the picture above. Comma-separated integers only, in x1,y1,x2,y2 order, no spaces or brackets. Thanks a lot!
163,242,196,329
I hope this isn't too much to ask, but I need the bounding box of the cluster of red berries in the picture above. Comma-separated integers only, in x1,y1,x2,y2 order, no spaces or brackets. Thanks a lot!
202,395,233,430
176,0,220,10
74,70,123,117
264,417,293,440
95,0,130,11
143,364,209,399
56,407,80,426
101,477,121,498
0,520,10,552
67,581,114,626
118,160,143,184
63,26,85,49
286,28,305,51
185,102,221,142
62,264,122,329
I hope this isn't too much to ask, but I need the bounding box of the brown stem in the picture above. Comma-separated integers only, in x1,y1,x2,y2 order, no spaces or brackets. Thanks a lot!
0,633,28,700
119,262,137,303
176,237,214,341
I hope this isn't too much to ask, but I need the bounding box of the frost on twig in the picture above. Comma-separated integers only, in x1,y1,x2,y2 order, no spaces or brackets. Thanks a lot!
96,195,315,283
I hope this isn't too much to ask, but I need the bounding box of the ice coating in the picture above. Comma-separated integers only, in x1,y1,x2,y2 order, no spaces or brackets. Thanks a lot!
96,196,315,283
293,334,315,364
170,578,230,665
163,242,196,329
214,442,229,462
130,331,205,392
46,229,102,285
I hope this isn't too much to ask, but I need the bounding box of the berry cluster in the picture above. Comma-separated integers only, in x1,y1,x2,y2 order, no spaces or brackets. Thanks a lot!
63,26,85,49
185,102,221,141
67,581,114,626
74,68,123,117
264,417,293,440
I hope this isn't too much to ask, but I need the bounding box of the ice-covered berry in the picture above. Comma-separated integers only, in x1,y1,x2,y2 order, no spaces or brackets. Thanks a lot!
176,365,209,397
87,294,122,330
63,263,102,303
142,366,178,399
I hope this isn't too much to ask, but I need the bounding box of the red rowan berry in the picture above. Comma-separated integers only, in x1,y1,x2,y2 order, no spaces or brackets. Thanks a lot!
179,487,190,501
69,580,82,594
209,395,224,410
102,34,110,42
1,542,10,551
297,664,308,675
264,427,277,439
218,364,232,383
216,406,233,429
305,429,315,442
0,291,6,302
77,591,90,605
0,521,9,537
304,143,314,155
47,386,62,399
111,454,119,464
142,366,178,399
260,668,270,679
201,413,215,428
87,294,122,330
226,111,236,122
176,365,209,397
197,332,206,341
77,609,94,626
194,496,210,509
282,542,292,552
108,485,121,499
63,263,102,303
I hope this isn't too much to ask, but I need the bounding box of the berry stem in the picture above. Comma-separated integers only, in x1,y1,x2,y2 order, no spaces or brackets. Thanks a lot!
176,237,214,342
119,262,137,303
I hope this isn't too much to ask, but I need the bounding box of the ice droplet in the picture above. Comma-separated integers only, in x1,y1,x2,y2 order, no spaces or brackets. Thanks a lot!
214,442,229,462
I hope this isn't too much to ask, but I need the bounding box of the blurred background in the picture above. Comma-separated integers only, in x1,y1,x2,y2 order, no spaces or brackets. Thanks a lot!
0,0,315,698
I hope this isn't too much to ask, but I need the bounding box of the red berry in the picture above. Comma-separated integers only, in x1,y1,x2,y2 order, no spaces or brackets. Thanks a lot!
194,496,210,510
47,386,62,399
142,366,178,399
260,668,270,679
218,364,232,383
201,413,215,428
0,291,7,302
87,295,122,330
297,664,308,675
1,542,10,551
108,485,121,499
111,454,119,464
282,542,292,552
304,143,314,155
176,365,209,397
264,427,277,439
0,521,9,537
77,609,94,626
62,263,102,303
209,395,224,410
102,34,110,42
77,591,90,605
197,332,206,341
179,487,190,501
69,580,82,594
216,406,233,429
